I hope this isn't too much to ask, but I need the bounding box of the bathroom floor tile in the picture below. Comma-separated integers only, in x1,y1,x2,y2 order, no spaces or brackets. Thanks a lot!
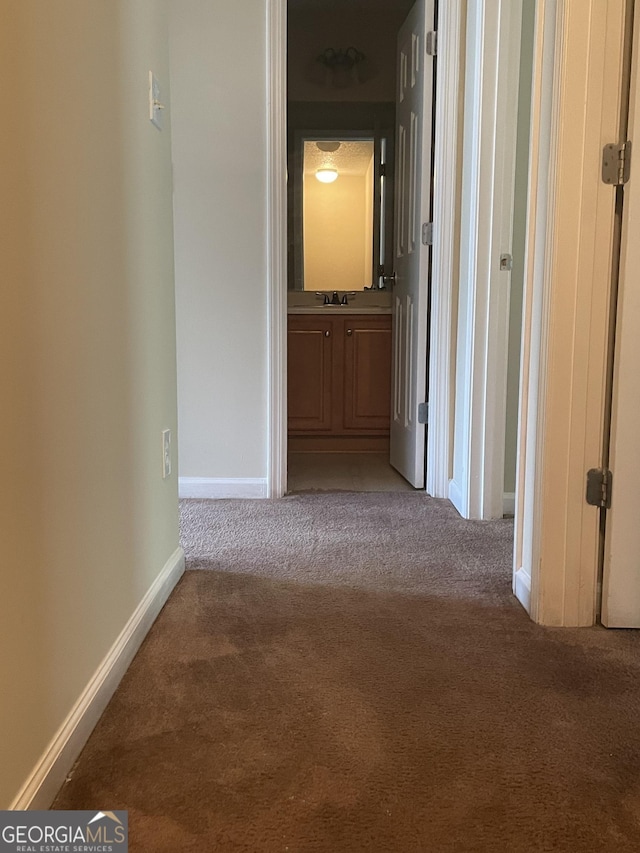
287,452,416,494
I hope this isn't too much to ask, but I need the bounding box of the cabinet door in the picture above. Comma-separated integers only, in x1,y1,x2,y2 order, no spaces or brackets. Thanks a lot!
342,316,392,432
287,317,335,432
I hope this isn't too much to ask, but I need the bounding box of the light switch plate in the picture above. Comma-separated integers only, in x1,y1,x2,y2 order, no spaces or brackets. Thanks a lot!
149,71,164,130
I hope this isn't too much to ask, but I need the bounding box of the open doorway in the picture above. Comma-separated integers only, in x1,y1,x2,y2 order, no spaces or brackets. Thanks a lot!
171,0,531,518
286,0,434,494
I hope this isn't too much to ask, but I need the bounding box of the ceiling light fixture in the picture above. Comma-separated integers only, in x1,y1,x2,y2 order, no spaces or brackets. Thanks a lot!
309,47,374,89
315,168,339,184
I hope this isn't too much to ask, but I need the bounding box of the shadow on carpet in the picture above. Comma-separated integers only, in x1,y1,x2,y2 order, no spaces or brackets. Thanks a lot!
53,494,640,852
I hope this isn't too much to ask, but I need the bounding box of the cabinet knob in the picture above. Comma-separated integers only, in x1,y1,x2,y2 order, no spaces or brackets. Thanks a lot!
346,329,353,336
324,330,331,337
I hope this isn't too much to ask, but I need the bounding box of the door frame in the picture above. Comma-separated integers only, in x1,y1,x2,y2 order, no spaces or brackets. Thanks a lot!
447,0,523,520
513,0,629,625
266,0,287,499
426,0,463,499
602,0,640,628
267,0,472,500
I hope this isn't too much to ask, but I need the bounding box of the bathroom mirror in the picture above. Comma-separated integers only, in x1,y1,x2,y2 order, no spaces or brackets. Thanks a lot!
290,131,393,291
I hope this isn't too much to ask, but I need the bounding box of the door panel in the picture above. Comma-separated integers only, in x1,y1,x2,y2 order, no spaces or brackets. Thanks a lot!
343,318,392,432
287,318,334,432
390,0,435,488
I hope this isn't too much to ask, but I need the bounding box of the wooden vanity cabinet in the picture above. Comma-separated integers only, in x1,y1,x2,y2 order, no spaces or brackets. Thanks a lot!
287,315,338,432
288,314,392,440
342,316,392,432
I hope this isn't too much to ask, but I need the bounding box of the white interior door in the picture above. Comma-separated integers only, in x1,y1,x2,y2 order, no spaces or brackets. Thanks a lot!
390,0,435,489
602,15,640,628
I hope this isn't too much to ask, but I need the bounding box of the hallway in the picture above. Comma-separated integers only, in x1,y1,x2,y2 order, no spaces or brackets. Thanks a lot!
55,495,640,851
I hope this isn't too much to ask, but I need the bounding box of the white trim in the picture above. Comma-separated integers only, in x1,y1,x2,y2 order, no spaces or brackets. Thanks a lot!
448,477,464,516
514,0,561,626
427,0,463,499
266,0,287,499
601,5,640,628
179,477,268,499
10,547,185,811
514,0,628,626
485,0,523,517
513,566,532,615
503,491,515,516
451,0,523,520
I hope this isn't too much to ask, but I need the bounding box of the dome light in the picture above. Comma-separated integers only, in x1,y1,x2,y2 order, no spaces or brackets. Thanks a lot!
315,168,339,184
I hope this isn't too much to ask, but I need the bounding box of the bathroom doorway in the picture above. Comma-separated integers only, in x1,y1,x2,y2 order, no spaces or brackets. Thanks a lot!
286,0,433,494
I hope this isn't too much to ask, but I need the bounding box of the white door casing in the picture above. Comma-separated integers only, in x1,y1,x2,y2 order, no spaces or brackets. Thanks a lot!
426,0,463,500
513,0,628,625
267,0,288,499
602,2,640,628
390,0,435,489
448,0,523,520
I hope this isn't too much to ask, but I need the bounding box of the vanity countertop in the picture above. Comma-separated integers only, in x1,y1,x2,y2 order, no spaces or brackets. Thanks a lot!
287,306,392,315
288,291,392,315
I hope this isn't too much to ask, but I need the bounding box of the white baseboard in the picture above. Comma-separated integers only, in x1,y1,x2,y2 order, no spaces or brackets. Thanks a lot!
179,477,268,499
448,478,464,517
10,547,186,811
503,492,516,516
513,566,532,615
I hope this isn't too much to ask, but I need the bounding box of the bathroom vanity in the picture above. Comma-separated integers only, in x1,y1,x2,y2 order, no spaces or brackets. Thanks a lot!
287,292,392,452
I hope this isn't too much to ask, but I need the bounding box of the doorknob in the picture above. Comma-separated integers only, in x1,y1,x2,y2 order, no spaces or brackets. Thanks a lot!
324,330,331,337
346,329,353,336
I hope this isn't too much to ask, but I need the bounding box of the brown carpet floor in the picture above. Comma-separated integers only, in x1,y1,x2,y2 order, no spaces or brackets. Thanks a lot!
54,494,640,852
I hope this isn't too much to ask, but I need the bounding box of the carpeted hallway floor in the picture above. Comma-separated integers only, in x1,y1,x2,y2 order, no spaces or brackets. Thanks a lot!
54,494,640,851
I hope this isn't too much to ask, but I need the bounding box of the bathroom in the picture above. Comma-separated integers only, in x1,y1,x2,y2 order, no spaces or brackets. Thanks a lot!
286,0,422,493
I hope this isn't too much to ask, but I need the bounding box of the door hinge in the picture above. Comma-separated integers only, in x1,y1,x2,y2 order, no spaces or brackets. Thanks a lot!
602,141,632,186
422,222,433,246
418,402,429,424
586,468,613,509
380,163,387,177
426,31,438,57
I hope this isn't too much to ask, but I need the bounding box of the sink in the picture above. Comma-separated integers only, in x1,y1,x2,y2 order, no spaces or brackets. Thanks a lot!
287,290,392,314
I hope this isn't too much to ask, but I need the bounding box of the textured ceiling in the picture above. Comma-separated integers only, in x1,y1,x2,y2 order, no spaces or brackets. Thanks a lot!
303,140,375,176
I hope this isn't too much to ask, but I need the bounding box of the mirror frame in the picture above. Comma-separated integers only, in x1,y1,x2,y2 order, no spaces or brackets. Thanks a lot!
290,128,394,292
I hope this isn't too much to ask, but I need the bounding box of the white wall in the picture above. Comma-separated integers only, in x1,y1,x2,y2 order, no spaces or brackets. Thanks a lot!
304,174,370,290
0,0,179,807
170,0,269,482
